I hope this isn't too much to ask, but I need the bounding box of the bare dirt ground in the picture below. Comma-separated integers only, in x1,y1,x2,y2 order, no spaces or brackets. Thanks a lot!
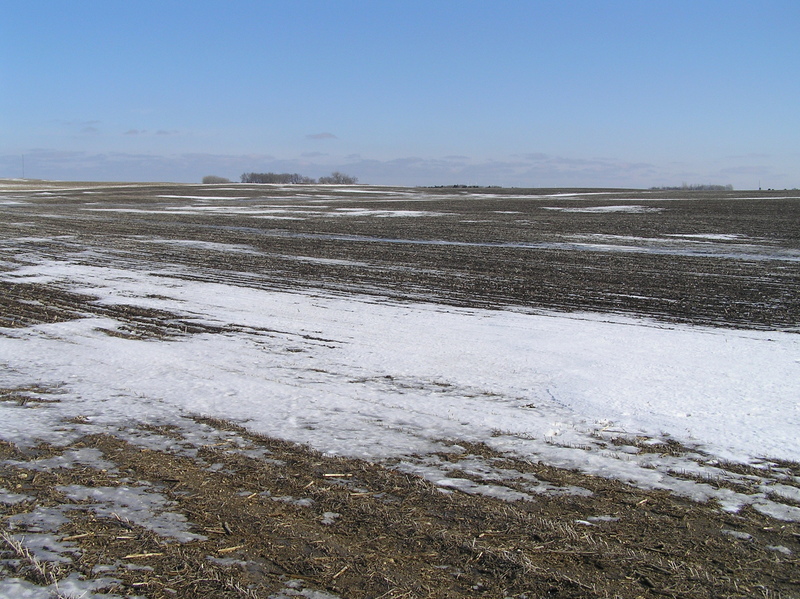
1,182,799,598
2,419,799,599
2,181,799,330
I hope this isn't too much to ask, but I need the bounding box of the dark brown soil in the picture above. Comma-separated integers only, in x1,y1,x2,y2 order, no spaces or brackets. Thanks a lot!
1,418,798,599
1,182,798,330
1,182,799,597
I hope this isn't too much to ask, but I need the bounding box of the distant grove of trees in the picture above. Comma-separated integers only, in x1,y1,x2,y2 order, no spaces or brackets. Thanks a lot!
240,172,315,184
202,175,231,184
238,171,358,184
650,183,733,191
317,171,358,184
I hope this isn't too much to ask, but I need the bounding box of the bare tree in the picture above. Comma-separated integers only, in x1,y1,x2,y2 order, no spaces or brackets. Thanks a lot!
241,172,315,184
650,183,733,191
318,171,358,184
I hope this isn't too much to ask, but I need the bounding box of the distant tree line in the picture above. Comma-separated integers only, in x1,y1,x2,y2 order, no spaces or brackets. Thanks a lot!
202,175,231,184
318,171,359,184
239,171,358,184
426,184,500,189
650,183,733,191
240,172,315,184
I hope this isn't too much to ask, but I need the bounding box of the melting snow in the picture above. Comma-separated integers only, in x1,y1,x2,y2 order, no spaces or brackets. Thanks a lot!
0,255,797,521
541,205,664,213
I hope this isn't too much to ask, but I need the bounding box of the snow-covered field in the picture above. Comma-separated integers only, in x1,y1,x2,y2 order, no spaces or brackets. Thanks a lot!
1,182,799,597
1,252,798,521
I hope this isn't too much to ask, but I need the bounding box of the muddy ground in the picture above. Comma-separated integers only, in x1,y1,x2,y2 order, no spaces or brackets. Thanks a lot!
1,182,798,330
1,182,799,597
1,418,798,599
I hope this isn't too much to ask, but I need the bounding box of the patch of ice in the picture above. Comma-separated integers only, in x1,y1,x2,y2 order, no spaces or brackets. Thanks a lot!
207,556,250,567
664,233,748,241
557,233,800,262
587,515,620,523
277,254,373,268
8,448,117,474
541,205,664,213
82,208,164,214
434,477,532,501
721,529,752,541
8,507,72,535
0,488,31,505
752,501,800,522
271,579,342,598
268,494,315,508
320,512,340,525
157,195,249,200
330,208,446,217
134,238,261,254
763,484,800,503
57,485,206,542
401,454,592,499
1,531,78,567
0,573,124,599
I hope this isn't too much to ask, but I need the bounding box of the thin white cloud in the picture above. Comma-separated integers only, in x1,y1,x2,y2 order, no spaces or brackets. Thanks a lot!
718,165,773,176
306,132,337,140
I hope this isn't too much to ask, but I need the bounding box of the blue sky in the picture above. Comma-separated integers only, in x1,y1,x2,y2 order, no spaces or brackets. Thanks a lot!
2,1,798,188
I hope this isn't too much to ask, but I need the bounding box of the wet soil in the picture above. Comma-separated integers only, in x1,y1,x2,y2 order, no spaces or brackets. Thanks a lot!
1,182,798,330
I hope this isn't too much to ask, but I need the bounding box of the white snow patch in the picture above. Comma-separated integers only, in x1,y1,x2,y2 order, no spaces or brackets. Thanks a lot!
0,488,31,505
541,205,664,213
329,208,446,217
0,257,798,519
57,484,205,542
157,195,250,200
134,238,261,254
8,448,117,474
272,578,342,598
0,573,123,599
320,512,340,525
664,233,749,241
721,529,752,540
